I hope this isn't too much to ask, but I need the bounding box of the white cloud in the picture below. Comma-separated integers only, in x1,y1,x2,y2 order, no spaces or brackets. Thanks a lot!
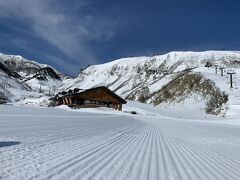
0,0,116,71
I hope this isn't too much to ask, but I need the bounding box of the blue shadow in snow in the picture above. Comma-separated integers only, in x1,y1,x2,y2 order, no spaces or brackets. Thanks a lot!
0,141,20,148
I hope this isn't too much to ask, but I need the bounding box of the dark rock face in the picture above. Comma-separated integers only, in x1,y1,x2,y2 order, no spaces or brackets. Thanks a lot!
39,67,61,80
150,72,228,115
0,56,41,77
0,62,21,78
0,55,64,82
22,67,61,82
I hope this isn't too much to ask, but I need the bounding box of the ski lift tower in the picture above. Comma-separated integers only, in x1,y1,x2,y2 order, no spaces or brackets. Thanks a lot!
205,61,212,69
0,76,8,96
162,70,168,75
227,70,236,88
219,66,225,76
213,64,219,74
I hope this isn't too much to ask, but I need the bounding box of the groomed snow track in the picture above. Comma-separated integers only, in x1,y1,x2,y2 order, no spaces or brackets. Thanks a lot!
0,106,240,180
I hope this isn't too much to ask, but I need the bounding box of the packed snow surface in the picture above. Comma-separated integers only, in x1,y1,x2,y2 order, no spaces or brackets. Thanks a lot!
1,103,240,180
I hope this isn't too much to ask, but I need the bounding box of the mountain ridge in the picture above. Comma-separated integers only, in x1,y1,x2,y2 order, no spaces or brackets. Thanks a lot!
62,50,240,115
1,50,240,116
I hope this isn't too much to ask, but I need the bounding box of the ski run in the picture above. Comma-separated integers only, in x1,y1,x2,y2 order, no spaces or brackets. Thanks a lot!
1,103,240,180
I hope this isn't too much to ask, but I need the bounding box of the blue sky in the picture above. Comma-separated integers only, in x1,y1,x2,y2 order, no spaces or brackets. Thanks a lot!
0,0,239,75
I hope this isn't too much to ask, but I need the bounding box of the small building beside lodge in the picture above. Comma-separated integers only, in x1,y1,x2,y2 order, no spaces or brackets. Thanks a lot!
0,96,7,104
50,86,127,111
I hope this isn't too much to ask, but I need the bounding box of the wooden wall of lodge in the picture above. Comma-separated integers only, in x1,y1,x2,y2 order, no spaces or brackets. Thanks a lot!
60,88,123,111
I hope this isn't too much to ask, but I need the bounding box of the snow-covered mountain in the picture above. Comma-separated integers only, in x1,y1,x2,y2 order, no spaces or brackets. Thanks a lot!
1,50,240,116
0,53,62,77
0,53,70,104
62,51,240,116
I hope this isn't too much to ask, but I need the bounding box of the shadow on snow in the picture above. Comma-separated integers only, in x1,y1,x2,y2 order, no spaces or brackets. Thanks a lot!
0,141,20,148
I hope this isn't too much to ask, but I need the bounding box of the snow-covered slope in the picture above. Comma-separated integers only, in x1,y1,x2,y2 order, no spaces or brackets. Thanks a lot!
0,68,40,103
1,103,240,179
62,51,240,116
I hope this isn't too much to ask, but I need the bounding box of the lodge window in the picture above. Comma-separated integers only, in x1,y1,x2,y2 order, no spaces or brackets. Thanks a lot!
72,99,84,105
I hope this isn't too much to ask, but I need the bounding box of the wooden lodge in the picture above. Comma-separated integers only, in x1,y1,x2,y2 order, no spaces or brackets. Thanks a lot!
50,86,127,111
